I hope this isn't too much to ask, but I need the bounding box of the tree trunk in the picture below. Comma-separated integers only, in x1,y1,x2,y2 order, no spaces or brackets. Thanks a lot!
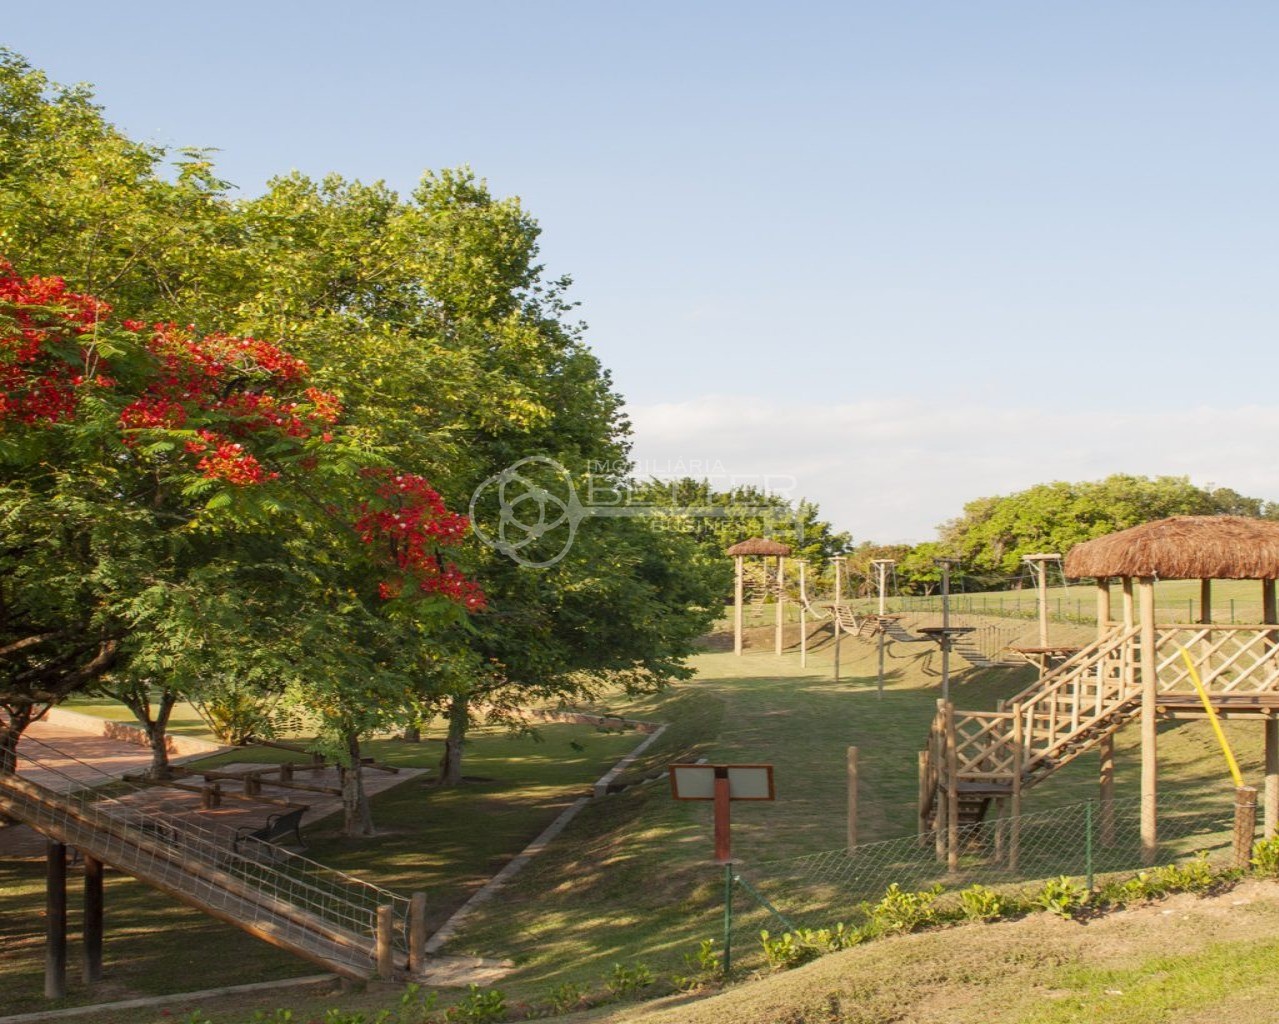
401,723,421,743
118,686,177,780
0,705,34,776
436,693,470,786
339,728,374,836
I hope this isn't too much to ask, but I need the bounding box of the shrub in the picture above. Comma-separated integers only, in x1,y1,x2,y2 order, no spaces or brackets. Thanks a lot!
444,986,506,1024
1032,875,1089,918
606,962,654,1000
868,883,942,933
1252,835,1279,877
958,884,1004,922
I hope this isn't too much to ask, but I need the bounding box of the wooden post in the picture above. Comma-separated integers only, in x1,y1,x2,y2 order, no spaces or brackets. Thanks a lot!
1099,733,1116,847
45,840,67,999
992,798,1005,864
83,854,103,986
280,762,294,783
409,892,427,975
1122,576,1135,628
376,904,395,980
713,772,731,863
846,746,859,851
1266,581,1278,837
1200,579,1212,624
733,556,744,656
1139,577,1158,865
775,556,785,656
833,557,844,683
945,701,959,875
799,561,807,668
1234,786,1258,870
1096,578,1111,635
1010,706,1023,871
877,629,886,699
1266,719,1279,839
917,749,929,846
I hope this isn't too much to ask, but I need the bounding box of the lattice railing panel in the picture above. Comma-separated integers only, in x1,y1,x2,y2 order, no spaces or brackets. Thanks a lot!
1156,626,1279,695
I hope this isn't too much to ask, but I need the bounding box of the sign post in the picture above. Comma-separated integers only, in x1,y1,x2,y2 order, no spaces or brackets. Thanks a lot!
669,763,775,863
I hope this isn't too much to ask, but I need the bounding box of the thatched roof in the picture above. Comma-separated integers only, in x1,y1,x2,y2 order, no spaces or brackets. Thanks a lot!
1064,516,1279,580
726,537,793,557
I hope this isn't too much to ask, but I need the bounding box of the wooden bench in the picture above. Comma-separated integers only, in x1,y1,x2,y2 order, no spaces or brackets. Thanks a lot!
233,805,308,853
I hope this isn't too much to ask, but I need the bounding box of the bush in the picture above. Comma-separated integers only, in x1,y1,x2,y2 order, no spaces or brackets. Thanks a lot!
958,884,1004,922
606,962,654,1000
868,883,942,933
1032,875,1089,918
1252,835,1279,877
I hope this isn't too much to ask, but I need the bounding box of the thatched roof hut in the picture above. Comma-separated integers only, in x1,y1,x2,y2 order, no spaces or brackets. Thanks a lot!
726,537,793,557
1064,515,1279,580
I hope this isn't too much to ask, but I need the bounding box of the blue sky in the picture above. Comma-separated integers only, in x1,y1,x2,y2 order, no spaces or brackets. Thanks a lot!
6,2,1278,540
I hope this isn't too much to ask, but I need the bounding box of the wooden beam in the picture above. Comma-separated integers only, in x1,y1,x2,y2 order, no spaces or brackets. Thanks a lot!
1096,578,1111,636
945,701,959,874
1099,733,1116,847
1200,579,1212,624
45,840,67,999
409,892,427,975
733,556,744,656
1267,718,1279,839
83,854,104,986
376,905,395,980
1139,577,1158,865
846,746,859,851
775,556,785,656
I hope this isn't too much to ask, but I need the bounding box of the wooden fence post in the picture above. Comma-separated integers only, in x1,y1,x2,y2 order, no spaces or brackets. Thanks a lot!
376,905,395,980
846,746,858,852
1234,786,1258,871
409,892,427,975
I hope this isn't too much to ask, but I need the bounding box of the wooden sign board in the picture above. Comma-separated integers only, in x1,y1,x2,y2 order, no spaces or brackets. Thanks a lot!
668,764,775,801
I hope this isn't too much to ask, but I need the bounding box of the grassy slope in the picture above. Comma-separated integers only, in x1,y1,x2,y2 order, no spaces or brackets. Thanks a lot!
445,623,1268,1001
587,879,1279,1024
4,618,1268,1021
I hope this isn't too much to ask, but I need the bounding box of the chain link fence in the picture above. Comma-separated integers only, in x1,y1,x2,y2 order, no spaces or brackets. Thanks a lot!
719,790,1247,968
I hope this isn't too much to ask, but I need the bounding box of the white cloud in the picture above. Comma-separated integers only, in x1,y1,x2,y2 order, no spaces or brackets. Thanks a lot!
626,396,1279,543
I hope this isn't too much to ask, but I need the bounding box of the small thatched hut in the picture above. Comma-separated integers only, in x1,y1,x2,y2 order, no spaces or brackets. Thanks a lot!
1064,514,1279,861
1065,515,1279,583
726,537,793,656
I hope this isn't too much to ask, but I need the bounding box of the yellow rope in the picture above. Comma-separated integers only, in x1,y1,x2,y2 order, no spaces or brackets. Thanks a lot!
1180,646,1245,788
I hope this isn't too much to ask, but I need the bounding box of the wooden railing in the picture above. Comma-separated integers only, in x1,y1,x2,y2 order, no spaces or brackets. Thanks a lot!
1155,625,1279,694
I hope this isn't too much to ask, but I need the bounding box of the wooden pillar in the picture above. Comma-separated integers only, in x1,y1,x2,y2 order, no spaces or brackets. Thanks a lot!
1234,786,1258,870
992,798,1006,864
846,746,858,851
733,556,744,656
775,557,785,656
917,750,929,845
1266,718,1279,839
945,701,959,874
833,558,843,683
1095,578,1111,635
1200,579,1212,624
83,855,104,985
45,840,67,999
376,905,395,980
1009,704,1023,871
799,561,807,668
1099,733,1116,847
409,892,427,975
1122,576,1135,627
1139,577,1158,864
1265,581,1278,838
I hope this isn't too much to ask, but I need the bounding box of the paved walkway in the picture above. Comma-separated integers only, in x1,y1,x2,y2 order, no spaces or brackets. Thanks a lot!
2,723,422,859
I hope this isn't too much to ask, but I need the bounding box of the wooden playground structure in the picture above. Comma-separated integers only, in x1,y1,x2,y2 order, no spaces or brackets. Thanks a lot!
920,516,1279,872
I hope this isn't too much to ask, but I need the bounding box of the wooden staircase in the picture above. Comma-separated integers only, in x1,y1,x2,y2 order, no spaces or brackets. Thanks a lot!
919,624,1141,833
1,741,414,980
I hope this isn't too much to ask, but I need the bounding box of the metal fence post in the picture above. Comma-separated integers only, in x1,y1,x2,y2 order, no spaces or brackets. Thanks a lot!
1084,801,1094,891
723,863,733,976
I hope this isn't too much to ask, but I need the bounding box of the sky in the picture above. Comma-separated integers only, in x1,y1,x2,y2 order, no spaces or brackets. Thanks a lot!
6,2,1279,542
